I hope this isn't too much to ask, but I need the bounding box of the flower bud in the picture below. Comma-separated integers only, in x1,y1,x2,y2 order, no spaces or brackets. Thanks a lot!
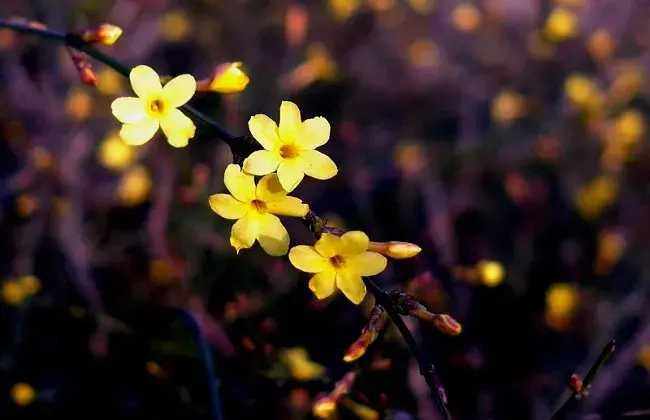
312,395,337,419
569,373,583,393
368,241,422,259
197,62,250,94
80,67,98,86
96,24,123,46
344,306,387,362
341,398,380,420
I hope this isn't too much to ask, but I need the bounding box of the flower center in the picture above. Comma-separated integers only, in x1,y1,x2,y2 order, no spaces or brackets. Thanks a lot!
251,199,267,213
279,144,300,159
148,98,165,116
329,255,346,269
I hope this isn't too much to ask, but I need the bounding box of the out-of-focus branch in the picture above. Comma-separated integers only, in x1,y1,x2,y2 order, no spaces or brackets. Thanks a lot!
550,340,616,420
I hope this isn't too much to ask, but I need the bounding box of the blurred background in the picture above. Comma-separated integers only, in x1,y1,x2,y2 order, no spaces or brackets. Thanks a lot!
1,0,650,419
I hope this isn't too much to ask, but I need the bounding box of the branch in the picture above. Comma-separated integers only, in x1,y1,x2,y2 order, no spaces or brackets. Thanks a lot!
0,18,452,420
550,340,616,420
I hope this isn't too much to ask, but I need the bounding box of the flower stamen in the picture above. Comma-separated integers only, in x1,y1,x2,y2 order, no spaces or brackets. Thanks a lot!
329,255,345,269
279,144,300,159
251,199,267,213
149,99,165,115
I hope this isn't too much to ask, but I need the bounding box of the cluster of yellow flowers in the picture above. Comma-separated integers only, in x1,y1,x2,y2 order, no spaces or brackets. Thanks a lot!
110,67,420,305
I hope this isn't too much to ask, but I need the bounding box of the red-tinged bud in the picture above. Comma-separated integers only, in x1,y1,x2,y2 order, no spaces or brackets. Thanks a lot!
430,314,463,336
344,306,387,363
80,67,97,85
569,373,583,393
368,241,422,259
96,24,123,46
389,291,427,315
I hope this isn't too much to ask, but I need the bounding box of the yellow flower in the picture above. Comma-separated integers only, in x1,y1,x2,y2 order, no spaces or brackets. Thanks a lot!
243,101,337,192
111,65,196,148
289,231,387,304
209,164,309,256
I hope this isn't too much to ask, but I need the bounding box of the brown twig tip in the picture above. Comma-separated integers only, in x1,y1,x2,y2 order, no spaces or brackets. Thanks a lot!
388,291,462,335
67,47,97,86
344,305,387,363
550,339,616,420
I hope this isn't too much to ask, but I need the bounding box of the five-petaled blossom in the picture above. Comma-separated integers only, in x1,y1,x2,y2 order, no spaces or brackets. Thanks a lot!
289,232,387,304
243,101,338,192
111,65,196,148
209,164,309,256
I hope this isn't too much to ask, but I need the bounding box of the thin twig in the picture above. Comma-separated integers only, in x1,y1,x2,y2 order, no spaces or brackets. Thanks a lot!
0,18,453,420
550,340,616,420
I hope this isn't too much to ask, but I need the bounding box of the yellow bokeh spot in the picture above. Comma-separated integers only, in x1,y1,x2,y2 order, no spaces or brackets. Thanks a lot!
11,383,35,406
575,176,619,219
117,165,152,206
546,283,578,318
393,142,425,176
564,74,602,112
612,109,645,147
2,281,27,305
313,397,337,419
65,88,92,120
408,0,437,14
160,11,191,42
544,8,578,42
279,347,326,381
328,0,361,21
598,231,626,262
408,39,438,69
638,344,650,371
452,3,481,33
149,258,177,285
491,90,526,126
19,275,41,296
96,68,124,95
587,29,614,61
98,132,136,171
15,194,38,217
477,260,504,287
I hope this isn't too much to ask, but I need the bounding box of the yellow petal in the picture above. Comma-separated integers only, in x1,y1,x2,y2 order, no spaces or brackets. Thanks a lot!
336,271,366,304
266,196,309,217
160,108,196,145
256,213,290,256
248,114,282,150
277,160,305,192
162,74,196,107
224,164,256,203
279,101,302,142
166,134,190,148
208,194,249,219
347,252,387,276
230,214,259,253
339,231,369,255
119,117,159,146
309,268,337,299
300,150,338,180
243,150,281,176
315,233,341,258
256,173,287,202
130,65,162,99
300,117,330,149
289,245,328,273
111,97,145,123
